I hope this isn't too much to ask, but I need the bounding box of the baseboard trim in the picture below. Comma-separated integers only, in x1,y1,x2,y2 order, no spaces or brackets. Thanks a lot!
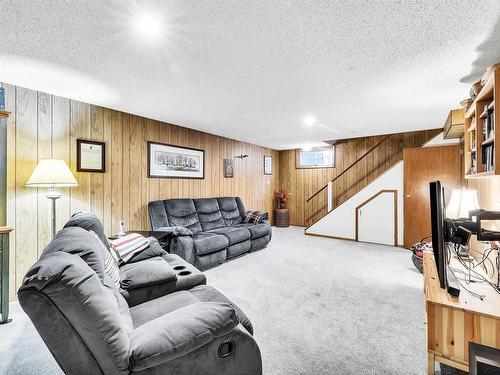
304,232,355,242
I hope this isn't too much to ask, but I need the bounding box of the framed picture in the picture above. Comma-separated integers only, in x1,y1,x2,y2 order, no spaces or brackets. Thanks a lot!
264,155,272,175
77,139,105,172
223,158,234,178
148,141,204,179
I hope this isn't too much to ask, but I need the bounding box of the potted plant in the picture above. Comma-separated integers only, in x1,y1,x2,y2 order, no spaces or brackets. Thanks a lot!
274,190,291,209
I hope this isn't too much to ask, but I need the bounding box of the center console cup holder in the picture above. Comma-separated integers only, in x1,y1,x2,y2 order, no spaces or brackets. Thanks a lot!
178,270,192,276
173,265,186,271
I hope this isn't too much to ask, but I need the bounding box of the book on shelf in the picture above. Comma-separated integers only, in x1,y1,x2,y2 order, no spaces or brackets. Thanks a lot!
471,149,477,174
485,105,495,140
484,144,494,171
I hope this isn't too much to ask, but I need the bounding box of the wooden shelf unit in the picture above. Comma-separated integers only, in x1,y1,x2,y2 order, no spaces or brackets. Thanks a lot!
464,68,498,178
424,251,500,374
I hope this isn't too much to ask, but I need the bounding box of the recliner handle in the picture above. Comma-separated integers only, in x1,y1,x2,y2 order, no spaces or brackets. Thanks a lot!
218,341,235,358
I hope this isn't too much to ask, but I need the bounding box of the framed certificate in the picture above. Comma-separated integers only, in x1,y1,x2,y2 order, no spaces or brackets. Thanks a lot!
77,139,105,173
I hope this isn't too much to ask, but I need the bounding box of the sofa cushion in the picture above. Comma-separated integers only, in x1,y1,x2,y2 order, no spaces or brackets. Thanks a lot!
126,237,167,263
91,230,120,288
233,223,270,239
207,226,250,245
43,227,111,286
193,198,226,231
190,285,254,335
227,241,251,258
217,197,245,225
129,301,238,372
250,234,270,251
130,291,199,328
192,232,228,255
164,199,202,233
64,211,109,249
148,200,170,230
195,250,227,270
120,257,177,291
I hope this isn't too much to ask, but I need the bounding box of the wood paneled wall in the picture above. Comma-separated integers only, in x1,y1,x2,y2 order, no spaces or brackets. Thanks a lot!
2,83,279,298
278,129,441,227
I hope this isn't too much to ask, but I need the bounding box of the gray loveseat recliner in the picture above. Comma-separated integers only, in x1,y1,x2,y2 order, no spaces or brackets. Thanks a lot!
18,222,262,375
149,197,272,270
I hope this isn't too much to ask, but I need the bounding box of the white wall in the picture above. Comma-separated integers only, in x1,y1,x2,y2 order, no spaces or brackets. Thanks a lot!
423,132,460,147
306,162,404,245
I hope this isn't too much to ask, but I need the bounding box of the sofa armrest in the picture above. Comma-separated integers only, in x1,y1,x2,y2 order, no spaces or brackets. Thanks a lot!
129,301,238,371
120,257,177,290
126,237,167,263
157,226,193,237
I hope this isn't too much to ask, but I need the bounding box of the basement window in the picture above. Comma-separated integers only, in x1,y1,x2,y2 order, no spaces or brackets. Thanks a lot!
296,146,335,169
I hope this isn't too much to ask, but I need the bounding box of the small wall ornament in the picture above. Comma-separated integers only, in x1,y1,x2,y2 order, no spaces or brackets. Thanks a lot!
223,158,234,178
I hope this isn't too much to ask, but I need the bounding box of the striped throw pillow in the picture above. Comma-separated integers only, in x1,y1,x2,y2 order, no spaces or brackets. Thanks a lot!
90,230,120,288
110,233,150,263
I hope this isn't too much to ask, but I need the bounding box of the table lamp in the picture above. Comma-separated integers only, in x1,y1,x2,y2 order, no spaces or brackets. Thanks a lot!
446,187,479,219
26,159,78,238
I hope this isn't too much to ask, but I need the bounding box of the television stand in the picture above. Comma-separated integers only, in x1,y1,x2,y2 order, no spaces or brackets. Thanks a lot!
423,251,500,374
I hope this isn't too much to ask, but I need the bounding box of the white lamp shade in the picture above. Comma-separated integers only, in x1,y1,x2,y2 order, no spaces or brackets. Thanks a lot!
26,159,78,187
445,188,479,219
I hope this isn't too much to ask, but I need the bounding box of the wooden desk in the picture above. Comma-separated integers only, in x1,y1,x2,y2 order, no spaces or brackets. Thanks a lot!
423,251,500,374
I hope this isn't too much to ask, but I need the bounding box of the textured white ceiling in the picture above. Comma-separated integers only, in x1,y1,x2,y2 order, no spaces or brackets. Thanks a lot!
1,1,500,149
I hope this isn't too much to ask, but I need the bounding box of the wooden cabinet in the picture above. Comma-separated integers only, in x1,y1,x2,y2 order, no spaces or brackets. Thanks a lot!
464,68,499,178
0,111,12,324
443,108,465,140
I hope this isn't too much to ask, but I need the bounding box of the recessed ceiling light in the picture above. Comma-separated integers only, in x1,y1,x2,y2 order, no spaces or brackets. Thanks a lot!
303,116,316,127
134,13,164,39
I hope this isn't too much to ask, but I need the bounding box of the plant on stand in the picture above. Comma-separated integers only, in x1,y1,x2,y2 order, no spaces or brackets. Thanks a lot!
274,190,291,209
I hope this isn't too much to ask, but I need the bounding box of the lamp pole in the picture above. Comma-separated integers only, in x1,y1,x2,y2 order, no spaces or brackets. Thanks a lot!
47,186,61,239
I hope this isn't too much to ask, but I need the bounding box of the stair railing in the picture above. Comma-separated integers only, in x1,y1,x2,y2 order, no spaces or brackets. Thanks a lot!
304,135,392,228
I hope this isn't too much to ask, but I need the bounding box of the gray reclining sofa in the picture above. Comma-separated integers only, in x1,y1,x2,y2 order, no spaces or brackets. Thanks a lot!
149,197,271,270
18,216,262,375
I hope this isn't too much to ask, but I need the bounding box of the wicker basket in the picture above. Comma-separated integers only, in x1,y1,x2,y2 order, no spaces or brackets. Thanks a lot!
412,253,423,273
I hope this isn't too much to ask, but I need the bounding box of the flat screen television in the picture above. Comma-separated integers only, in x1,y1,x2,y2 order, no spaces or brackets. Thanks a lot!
429,180,447,289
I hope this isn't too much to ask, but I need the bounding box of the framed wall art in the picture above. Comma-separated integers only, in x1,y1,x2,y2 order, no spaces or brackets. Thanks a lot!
77,139,105,173
223,158,234,178
264,155,272,175
148,141,204,179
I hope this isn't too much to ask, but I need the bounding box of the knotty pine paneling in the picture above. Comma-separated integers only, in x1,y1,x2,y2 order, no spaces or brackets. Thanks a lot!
3,83,279,298
278,129,441,227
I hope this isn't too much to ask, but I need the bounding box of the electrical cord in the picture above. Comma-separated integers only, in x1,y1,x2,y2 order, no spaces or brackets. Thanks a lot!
447,242,500,297
448,266,486,300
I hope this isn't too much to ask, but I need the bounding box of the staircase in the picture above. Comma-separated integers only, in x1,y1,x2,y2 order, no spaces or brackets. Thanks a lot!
304,129,441,230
